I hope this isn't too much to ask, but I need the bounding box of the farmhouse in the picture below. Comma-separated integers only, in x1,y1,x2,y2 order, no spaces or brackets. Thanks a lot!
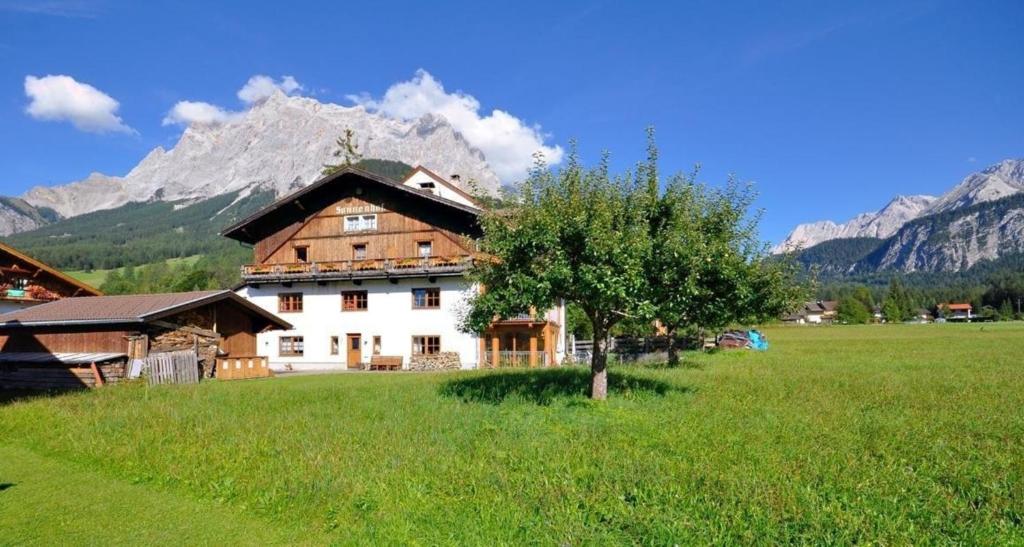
0,290,291,389
0,241,101,313
222,166,566,371
782,300,839,324
944,302,973,321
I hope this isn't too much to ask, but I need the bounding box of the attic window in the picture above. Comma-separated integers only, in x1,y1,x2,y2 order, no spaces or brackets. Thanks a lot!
344,214,377,232
419,182,436,189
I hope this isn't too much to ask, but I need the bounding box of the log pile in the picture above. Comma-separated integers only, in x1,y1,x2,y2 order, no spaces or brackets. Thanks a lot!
408,352,461,371
147,312,222,378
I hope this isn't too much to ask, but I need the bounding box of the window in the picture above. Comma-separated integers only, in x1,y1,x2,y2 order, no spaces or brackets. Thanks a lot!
278,292,303,313
352,244,367,260
294,246,308,263
280,336,304,356
417,241,433,258
412,335,440,355
412,287,440,309
342,290,368,311
330,336,339,355
344,214,377,232
373,336,382,355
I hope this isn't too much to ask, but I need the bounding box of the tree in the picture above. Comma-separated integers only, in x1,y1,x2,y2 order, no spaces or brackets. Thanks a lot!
837,296,871,324
322,128,363,176
464,148,653,400
882,277,914,322
647,165,801,365
999,298,1014,321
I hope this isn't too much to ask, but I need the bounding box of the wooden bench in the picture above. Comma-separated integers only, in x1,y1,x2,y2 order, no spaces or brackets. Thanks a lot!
368,355,403,371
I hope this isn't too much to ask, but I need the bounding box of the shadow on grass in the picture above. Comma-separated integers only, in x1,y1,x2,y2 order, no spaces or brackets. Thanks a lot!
0,388,79,407
0,483,13,493
439,367,683,405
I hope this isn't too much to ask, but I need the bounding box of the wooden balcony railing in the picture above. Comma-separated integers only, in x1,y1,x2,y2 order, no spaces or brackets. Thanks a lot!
241,256,473,280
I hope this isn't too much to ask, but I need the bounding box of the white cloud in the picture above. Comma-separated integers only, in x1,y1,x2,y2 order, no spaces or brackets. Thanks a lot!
161,100,238,126
237,75,303,104
163,74,304,127
348,69,563,182
24,74,134,134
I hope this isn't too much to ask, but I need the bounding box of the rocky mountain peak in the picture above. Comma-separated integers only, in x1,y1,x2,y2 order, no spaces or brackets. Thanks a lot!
18,94,502,220
776,159,1023,253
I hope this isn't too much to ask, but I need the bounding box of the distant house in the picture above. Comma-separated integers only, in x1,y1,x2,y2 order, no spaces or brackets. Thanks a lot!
944,303,973,321
0,290,291,389
913,308,935,323
0,241,101,313
804,301,838,324
782,301,839,324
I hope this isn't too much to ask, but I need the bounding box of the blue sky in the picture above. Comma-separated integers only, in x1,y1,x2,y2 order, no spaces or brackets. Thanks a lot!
1,0,1021,244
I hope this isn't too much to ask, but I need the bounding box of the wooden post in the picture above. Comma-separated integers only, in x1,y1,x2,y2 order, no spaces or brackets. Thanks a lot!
90,362,104,387
543,324,553,367
478,337,486,368
528,335,538,367
491,335,499,368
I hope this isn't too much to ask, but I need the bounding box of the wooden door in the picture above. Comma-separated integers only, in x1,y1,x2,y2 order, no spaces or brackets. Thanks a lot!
346,334,361,369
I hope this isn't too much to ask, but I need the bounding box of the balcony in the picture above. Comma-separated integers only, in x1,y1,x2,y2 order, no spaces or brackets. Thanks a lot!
0,285,61,303
241,255,473,283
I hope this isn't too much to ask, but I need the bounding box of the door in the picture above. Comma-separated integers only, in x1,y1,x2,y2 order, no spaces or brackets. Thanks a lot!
346,334,361,369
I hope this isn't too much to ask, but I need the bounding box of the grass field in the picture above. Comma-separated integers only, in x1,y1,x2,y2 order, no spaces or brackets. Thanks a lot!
1,324,1022,544
63,255,202,288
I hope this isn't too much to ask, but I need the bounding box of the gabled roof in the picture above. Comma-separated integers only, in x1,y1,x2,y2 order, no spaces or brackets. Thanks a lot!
0,241,101,296
401,166,482,208
0,290,291,330
220,166,481,245
946,303,972,311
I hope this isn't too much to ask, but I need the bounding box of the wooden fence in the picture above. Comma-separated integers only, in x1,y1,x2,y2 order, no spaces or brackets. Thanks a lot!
144,350,199,386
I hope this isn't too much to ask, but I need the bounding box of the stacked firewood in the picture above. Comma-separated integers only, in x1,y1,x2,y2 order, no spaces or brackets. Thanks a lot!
408,352,461,371
148,321,222,378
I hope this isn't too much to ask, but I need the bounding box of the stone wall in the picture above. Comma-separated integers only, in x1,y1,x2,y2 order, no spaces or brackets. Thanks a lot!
408,351,461,371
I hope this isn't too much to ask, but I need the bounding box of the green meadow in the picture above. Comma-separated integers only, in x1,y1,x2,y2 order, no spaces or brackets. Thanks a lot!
63,255,202,288
1,324,1022,544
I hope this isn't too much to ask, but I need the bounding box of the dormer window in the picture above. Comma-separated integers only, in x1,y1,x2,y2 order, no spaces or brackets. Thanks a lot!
344,214,377,232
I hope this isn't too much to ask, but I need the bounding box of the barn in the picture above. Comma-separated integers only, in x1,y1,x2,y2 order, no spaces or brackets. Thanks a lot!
0,290,291,389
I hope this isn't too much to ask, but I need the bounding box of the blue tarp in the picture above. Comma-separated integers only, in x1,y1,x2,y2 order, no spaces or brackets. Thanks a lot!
747,330,768,351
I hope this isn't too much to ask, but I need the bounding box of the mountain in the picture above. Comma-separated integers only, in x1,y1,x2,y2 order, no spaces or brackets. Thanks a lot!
774,194,936,252
0,197,60,236
925,159,1024,215
14,90,500,222
855,192,1024,273
776,159,1024,253
795,192,1024,277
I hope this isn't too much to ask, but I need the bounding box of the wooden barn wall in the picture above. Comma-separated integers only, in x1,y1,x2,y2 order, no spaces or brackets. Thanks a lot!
260,195,473,265
213,301,257,356
155,302,259,357
0,327,133,354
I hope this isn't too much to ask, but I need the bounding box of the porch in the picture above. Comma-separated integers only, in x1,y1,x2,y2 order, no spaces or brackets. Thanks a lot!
479,316,559,368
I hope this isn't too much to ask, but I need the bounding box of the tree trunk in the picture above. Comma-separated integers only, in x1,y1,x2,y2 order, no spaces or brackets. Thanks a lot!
591,330,608,400
666,326,679,366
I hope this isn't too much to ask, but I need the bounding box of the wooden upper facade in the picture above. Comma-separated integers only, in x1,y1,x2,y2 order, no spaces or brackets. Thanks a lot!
0,241,101,306
222,167,483,283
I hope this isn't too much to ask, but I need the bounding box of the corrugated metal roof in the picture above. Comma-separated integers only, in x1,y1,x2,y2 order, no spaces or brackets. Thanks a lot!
0,352,126,365
0,290,292,330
